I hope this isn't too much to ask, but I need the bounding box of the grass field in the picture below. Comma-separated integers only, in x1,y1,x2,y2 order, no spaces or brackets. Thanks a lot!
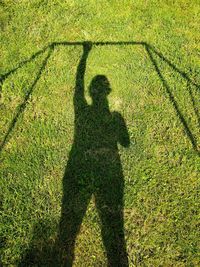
0,1,200,266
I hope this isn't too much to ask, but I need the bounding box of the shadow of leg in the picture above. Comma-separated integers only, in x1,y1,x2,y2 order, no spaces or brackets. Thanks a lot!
95,184,128,267
56,178,91,267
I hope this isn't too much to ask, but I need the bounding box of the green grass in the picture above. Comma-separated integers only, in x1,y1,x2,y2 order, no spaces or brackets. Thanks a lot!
0,0,200,266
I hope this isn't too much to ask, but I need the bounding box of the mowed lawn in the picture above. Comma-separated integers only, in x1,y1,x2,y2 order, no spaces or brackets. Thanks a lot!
0,1,200,266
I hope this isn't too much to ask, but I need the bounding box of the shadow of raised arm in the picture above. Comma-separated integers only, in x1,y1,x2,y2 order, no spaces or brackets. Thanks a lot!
73,42,92,112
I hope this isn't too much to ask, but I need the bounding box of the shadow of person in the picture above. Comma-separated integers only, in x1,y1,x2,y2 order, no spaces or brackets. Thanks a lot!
57,42,130,267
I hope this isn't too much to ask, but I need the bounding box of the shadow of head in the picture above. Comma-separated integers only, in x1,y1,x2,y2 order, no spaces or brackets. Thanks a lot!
89,75,111,103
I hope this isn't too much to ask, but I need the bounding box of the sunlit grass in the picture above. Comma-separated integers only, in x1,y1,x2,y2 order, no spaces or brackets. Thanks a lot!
0,1,199,266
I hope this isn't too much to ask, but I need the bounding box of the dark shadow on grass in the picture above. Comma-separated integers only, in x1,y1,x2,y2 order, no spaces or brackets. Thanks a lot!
55,42,130,266
18,220,56,267
0,41,199,154
2,41,199,265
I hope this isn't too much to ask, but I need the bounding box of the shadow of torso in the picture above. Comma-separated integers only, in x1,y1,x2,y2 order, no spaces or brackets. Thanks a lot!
68,105,125,190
